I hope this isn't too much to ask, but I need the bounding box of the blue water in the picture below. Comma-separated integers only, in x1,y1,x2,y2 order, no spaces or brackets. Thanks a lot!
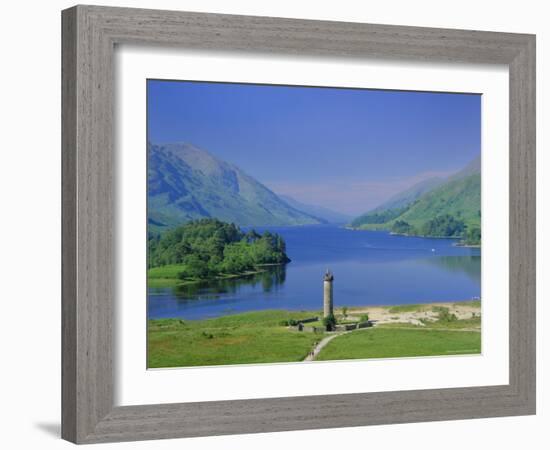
148,225,481,320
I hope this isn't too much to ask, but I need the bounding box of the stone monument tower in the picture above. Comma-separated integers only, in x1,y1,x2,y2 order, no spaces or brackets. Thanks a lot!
323,269,334,318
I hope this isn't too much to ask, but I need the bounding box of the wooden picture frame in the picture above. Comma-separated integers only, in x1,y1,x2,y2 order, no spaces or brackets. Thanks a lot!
62,5,536,444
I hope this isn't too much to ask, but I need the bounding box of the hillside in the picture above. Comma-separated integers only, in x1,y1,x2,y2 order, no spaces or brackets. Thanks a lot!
366,176,445,214
350,157,481,243
396,174,480,229
148,142,321,230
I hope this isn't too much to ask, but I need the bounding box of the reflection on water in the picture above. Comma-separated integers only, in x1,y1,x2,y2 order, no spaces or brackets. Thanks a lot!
426,255,481,284
156,265,287,300
148,226,481,320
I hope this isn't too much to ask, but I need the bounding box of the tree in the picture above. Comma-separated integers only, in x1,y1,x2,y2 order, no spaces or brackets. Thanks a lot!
342,306,348,318
181,254,209,279
391,220,412,235
420,214,465,237
464,226,481,245
148,219,291,280
322,313,337,331
245,229,261,242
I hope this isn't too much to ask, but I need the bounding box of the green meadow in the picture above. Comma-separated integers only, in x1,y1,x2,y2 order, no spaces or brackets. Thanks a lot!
147,310,324,368
315,327,481,361
147,306,481,368
147,264,266,287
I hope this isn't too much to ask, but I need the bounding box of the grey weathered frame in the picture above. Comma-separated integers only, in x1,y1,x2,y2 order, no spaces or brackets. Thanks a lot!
61,4,536,444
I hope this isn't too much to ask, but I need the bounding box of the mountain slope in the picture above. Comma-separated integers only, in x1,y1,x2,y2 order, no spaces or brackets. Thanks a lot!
448,154,480,181
369,176,445,213
350,156,481,240
349,176,445,228
279,195,350,224
148,142,322,230
397,173,480,229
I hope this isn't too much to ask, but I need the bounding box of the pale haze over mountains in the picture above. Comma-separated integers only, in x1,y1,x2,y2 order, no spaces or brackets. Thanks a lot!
148,141,480,232
350,155,481,232
148,80,481,216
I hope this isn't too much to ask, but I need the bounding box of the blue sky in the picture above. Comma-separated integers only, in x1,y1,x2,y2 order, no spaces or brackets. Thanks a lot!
147,80,480,215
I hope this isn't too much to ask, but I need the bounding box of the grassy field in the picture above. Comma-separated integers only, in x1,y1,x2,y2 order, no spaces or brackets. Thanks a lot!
148,303,481,368
316,327,480,360
148,310,325,368
147,264,271,287
147,264,187,287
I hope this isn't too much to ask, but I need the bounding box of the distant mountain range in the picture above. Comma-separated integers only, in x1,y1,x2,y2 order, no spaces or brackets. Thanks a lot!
148,142,323,230
350,155,481,238
366,176,446,214
278,195,351,224
148,141,480,240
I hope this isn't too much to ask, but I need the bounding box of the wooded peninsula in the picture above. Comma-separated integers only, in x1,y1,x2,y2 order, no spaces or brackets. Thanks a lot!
147,219,290,283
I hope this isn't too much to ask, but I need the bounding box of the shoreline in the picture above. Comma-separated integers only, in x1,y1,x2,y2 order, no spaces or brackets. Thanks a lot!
453,242,481,248
389,231,461,239
148,263,286,288
348,298,480,310
347,226,462,240
148,301,481,368
345,225,480,246
148,299,481,322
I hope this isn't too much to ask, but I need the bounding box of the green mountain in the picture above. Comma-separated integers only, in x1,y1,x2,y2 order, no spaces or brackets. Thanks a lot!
148,142,322,230
367,176,445,214
278,195,351,224
447,154,481,181
350,156,481,243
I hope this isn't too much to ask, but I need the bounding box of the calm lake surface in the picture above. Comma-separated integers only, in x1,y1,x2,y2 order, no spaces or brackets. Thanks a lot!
148,225,481,320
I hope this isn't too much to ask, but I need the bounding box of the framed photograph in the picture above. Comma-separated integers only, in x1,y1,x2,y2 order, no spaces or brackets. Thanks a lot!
62,5,536,444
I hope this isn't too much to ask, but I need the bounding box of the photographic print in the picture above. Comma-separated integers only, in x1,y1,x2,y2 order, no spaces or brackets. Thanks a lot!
146,80,481,369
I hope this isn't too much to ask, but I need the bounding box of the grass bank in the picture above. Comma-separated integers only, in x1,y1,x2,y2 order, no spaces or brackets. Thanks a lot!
147,264,272,287
315,326,481,361
148,310,324,368
148,301,481,368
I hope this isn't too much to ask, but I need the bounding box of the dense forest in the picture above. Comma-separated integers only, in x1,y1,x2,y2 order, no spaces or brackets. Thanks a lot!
148,219,290,280
389,214,481,246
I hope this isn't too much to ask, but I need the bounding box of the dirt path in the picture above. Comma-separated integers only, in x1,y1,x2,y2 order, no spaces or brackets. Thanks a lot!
305,328,372,361
305,334,342,361
303,321,480,362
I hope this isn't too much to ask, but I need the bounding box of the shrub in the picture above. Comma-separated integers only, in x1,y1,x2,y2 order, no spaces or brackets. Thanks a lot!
148,218,290,278
392,220,413,234
323,313,337,331
436,307,458,323
420,214,465,237
359,313,370,322
464,226,481,245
